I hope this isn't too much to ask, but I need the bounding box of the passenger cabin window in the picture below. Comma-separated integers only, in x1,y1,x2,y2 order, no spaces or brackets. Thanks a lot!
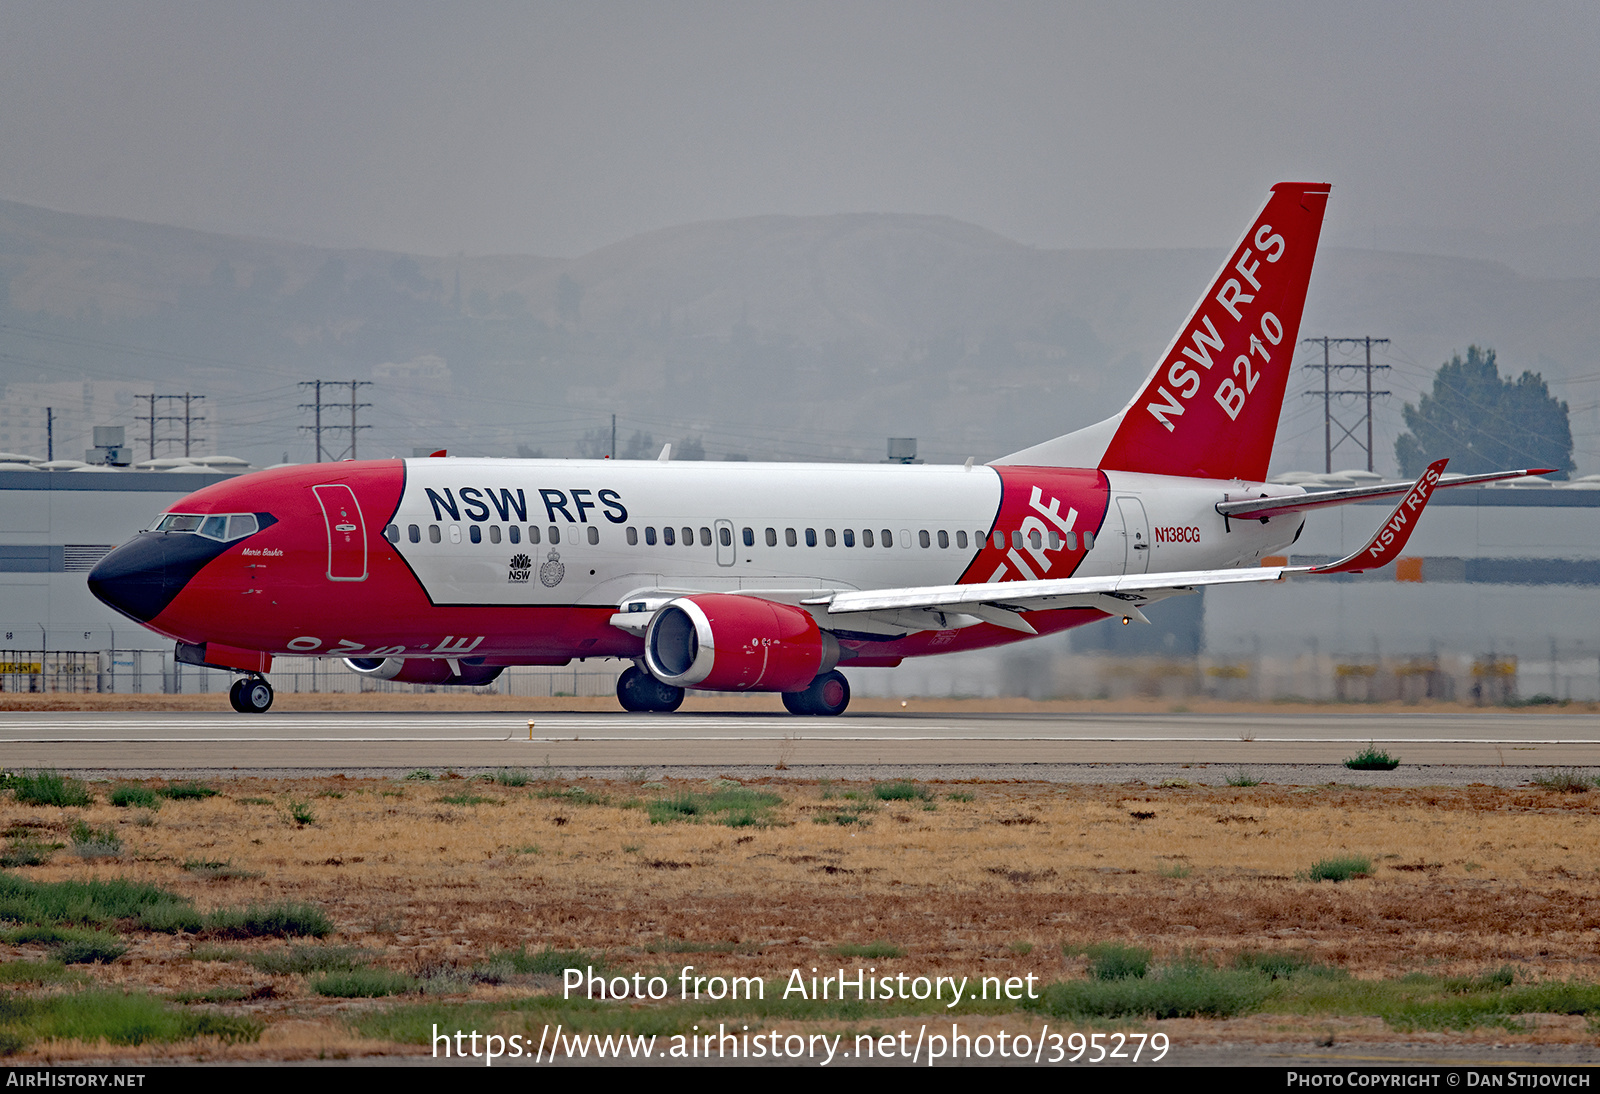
742,527,754,547
646,526,657,545
588,527,600,545
805,528,816,547
719,527,732,547
1048,531,1060,549
1083,531,1095,550
428,525,441,544
938,530,949,548
681,527,693,546
528,526,541,545
549,527,560,545
843,529,856,547
862,529,874,548
919,530,930,548
765,528,777,547
489,526,502,544
509,526,521,545
956,530,968,549
881,529,893,548
825,529,836,547
785,528,797,547
627,527,639,545
664,527,676,546
469,525,481,544
384,524,399,544
698,527,711,546
408,524,421,544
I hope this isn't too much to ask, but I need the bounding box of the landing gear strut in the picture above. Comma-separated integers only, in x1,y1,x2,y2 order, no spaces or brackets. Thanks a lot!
228,676,274,714
616,665,685,713
782,670,850,716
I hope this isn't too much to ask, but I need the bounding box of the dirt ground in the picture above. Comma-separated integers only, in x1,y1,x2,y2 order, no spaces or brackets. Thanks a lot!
1,772,1598,1061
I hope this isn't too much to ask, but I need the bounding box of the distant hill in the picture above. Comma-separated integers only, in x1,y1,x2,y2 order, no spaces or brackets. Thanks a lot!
1,197,1596,473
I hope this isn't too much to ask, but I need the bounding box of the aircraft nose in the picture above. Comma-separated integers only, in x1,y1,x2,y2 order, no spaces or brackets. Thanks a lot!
88,532,231,623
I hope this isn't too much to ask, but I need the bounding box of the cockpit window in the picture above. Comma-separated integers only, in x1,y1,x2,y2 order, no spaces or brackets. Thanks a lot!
155,512,267,542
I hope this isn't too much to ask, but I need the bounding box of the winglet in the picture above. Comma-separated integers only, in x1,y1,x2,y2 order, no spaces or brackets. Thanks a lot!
1308,458,1448,574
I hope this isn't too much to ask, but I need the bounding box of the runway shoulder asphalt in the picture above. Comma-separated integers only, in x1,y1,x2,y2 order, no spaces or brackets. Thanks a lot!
3,709,1598,785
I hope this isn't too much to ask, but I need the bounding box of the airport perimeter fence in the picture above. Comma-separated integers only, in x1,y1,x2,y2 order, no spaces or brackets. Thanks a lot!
0,649,626,698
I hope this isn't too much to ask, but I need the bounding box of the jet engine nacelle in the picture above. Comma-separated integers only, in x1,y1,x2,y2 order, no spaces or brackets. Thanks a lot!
643,593,839,692
343,657,504,687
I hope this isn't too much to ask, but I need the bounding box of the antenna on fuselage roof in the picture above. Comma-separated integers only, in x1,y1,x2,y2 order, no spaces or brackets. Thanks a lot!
658,443,672,462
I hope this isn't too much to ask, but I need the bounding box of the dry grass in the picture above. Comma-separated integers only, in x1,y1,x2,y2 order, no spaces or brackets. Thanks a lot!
1,775,1598,1058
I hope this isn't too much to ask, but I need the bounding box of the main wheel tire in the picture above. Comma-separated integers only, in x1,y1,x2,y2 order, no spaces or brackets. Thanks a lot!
239,678,274,714
645,677,685,713
617,665,684,713
227,679,249,713
783,670,850,716
617,666,650,712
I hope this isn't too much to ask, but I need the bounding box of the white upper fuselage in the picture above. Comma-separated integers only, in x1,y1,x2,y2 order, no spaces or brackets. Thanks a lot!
387,458,1305,608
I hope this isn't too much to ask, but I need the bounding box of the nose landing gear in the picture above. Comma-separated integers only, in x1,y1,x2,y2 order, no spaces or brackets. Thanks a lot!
228,676,274,714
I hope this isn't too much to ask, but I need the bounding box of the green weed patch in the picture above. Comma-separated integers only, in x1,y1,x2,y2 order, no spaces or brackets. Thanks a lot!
648,788,782,827
156,782,218,801
246,944,371,976
109,786,160,810
1344,744,1400,770
8,771,93,808
0,990,260,1053
1307,856,1372,882
312,968,416,997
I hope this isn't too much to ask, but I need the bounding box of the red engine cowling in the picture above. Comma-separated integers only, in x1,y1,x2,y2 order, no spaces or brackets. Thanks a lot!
343,657,504,687
643,594,839,692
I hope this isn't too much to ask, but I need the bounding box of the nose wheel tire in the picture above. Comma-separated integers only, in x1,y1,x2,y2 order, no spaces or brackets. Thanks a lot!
782,670,850,716
616,665,685,713
228,677,274,714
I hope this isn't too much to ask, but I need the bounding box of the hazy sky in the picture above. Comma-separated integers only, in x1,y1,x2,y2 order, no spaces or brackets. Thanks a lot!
0,2,1596,262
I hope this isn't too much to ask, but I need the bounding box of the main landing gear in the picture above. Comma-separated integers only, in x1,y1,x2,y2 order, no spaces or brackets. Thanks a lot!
782,670,850,716
228,676,274,714
616,665,685,713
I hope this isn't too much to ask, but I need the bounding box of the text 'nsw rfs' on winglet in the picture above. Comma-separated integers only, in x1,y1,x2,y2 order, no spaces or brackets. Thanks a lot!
1307,458,1448,575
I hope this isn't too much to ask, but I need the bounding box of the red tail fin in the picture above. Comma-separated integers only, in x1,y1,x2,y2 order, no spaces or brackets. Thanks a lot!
997,183,1329,480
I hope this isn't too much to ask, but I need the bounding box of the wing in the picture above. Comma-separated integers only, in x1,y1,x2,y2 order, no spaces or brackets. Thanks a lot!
802,459,1456,634
611,458,1474,640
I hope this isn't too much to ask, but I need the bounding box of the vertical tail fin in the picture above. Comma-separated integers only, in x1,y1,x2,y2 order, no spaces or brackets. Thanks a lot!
996,182,1330,481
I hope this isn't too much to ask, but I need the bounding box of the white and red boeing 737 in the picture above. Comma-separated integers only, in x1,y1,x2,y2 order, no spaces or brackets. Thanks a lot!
88,183,1547,713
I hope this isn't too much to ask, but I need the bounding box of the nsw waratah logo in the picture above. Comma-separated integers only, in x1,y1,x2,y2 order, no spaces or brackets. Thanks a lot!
538,549,565,588
508,553,532,584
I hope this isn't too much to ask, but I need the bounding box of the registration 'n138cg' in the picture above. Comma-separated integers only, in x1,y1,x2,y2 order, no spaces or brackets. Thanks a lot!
87,184,1548,714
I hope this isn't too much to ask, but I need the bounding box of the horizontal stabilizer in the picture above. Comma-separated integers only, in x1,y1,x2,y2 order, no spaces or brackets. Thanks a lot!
1217,466,1556,519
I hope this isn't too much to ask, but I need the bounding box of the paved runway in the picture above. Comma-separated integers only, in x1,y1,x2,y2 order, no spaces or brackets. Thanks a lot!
2,710,1598,783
